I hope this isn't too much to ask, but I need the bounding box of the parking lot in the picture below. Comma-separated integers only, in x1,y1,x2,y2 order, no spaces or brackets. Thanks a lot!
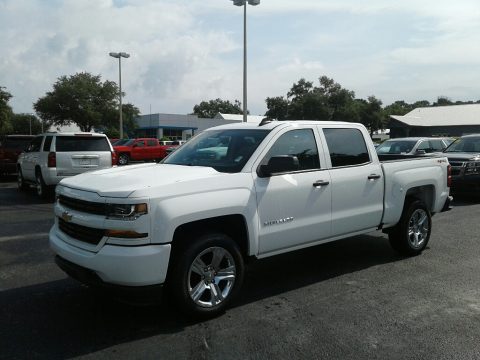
1,175,480,360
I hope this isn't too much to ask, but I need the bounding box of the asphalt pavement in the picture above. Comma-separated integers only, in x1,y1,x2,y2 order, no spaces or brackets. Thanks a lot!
1,176,480,360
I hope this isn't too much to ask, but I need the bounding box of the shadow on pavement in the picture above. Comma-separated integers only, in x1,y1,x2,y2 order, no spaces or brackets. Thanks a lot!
0,233,402,359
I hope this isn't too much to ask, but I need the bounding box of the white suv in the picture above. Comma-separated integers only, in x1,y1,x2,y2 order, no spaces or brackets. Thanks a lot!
17,132,116,198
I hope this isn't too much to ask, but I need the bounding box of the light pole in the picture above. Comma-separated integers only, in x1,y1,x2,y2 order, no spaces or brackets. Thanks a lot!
109,52,130,138
231,0,260,123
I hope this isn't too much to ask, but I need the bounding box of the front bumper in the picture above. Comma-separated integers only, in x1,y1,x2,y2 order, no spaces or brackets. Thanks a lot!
450,174,480,193
49,226,171,287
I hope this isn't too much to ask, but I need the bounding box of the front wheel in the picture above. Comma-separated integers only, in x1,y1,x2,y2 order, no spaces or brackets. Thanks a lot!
35,171,49,198
169,233,245,318
17,168,28,191
389,199,431,256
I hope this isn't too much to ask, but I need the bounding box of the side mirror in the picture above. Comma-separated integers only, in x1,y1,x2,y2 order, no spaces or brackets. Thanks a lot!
258,155,300,177
416,149,426,155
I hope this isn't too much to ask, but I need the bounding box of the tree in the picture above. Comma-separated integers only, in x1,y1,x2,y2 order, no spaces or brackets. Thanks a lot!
265,96,289,120
0,87,13,135
101,103,140,138
34,72,119,132
433,96,453,107
356,96,385,135
10,113,43,135
192,98,244,118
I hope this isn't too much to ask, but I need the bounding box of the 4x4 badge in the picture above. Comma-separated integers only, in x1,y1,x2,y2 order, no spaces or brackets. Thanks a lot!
61,211,72,222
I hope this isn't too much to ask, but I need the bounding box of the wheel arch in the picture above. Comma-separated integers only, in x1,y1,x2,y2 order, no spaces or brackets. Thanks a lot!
405,184,435,212
171,214,250,259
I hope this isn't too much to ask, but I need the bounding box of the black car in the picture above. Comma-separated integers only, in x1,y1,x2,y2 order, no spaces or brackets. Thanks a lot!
443,134,480,194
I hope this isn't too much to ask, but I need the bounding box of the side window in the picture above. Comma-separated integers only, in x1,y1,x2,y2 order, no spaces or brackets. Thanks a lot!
27,136,43,152
43,136,53,151
430,140,445,151
135,141,145,148
417,141,432,152
323,128,370,167
263,129,320,171
147,140,156,146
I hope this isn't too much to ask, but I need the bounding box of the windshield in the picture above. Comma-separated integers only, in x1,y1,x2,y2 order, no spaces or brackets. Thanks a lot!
164,129,270,173
113,139,130,146
444,137,480,153
376,140,418,154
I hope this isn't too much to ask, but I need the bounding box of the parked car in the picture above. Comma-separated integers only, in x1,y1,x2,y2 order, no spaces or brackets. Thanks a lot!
376,137,453,157
443,134,480,194
17,132,116,198
0,135,34,175
50,121,451,317
113,138,175,165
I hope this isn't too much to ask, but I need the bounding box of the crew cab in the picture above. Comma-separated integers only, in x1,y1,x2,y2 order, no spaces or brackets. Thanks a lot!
49,121,451,317
443,134,480,193
113,138,175,165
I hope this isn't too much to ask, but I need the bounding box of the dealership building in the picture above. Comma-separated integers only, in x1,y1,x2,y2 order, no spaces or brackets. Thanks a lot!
134,113,265,140
389,104,480,138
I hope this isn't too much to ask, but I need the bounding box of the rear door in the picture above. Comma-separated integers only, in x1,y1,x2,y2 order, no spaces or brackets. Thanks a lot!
54,135,112,176
320,126,384,236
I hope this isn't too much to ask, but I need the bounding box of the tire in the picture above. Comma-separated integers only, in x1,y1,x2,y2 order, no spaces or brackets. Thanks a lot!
118,153,129,166
17,168,28,191
389,199,432,256
35,171,49,199
169,233,245,318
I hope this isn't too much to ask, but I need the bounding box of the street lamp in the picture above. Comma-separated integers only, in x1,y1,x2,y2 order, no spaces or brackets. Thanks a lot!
231,0,260,123
109,52,130,138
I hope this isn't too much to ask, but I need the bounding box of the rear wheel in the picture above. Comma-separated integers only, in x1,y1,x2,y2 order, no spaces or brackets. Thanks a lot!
169,233,244,318
389,199,431,256
118,153,129,166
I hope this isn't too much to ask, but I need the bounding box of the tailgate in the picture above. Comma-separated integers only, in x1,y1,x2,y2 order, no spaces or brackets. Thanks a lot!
57,151,112,176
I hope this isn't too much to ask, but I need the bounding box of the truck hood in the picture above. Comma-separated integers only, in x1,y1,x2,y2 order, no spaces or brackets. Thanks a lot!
444,152,480,161
59,163,224,198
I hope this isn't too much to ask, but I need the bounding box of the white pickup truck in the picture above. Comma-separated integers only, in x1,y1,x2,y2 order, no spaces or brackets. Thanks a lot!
49,120,451,317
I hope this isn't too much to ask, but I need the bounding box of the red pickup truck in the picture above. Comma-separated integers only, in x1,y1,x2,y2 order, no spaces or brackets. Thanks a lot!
113,138,175,165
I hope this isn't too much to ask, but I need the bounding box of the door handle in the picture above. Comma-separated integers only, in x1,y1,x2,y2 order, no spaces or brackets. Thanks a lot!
313,180,330,187
368,174,381,180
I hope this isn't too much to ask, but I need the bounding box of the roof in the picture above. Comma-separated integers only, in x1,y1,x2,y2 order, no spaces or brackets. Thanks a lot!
214,113,266,123
390,104,480,127
206,120,357,131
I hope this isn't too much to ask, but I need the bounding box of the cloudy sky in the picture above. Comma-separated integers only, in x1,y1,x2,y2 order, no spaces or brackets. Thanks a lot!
1,0,480,117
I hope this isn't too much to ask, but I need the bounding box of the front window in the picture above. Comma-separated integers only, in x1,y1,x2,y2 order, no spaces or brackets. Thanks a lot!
445,137,480,153
164,129,270,173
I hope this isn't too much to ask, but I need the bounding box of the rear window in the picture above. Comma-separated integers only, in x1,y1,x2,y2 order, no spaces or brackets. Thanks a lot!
55,136,110,152
323,128,370,167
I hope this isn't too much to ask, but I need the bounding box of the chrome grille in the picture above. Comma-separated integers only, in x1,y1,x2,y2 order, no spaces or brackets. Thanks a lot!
59,195,106,215
58,218,105,245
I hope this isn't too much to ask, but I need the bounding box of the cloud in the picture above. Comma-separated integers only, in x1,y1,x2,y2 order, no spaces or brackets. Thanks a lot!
1,0,480,117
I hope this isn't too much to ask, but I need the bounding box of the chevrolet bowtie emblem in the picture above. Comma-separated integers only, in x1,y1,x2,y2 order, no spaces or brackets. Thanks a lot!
61,211,73,222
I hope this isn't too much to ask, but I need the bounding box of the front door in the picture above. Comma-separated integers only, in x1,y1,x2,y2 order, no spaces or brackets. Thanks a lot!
254,128,332,255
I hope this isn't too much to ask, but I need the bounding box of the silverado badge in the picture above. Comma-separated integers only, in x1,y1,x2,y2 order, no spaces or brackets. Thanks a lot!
61,211,73,222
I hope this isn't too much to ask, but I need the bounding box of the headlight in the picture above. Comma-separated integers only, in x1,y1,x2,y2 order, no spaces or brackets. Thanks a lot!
465,162,480,175
106,203,148,220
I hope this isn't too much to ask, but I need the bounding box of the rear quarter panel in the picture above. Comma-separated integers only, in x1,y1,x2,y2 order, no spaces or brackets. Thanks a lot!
381,157,449,227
